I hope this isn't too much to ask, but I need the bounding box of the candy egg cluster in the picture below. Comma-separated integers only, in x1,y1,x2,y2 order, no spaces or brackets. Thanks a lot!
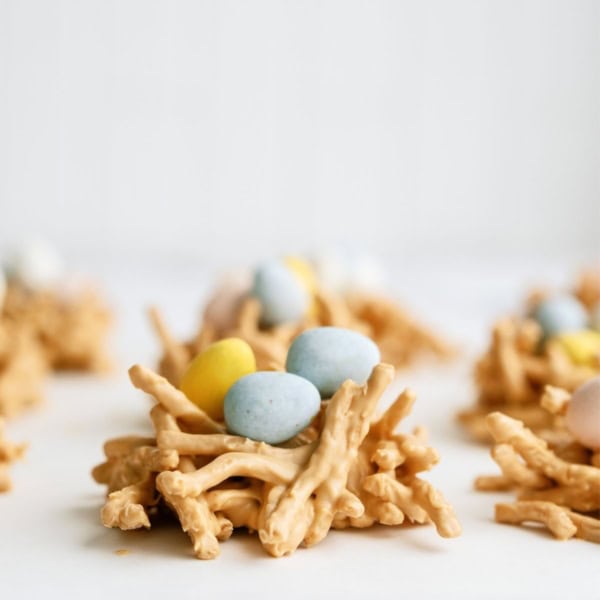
179,326,381,444
532,294,600,367
202,256,317,331
202,249,387,333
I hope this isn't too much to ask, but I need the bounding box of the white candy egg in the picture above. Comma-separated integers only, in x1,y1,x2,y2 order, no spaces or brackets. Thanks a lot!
6,239,64,290
311,247,387,294
311,248,351,294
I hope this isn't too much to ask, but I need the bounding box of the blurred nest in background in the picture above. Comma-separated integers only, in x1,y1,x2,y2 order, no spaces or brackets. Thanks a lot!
2,282,112,372
458,269,600,443
150,287,454,388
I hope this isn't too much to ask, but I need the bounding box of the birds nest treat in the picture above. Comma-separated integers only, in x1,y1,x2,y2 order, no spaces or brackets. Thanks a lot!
474,378,600,543
93,328,460,559
150,256,452,387
3,283,112,372
0,318,47,418
2,240,112,373
0,418,26,493
458,269,600,442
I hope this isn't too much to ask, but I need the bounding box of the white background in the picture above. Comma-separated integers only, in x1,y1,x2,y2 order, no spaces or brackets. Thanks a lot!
0,3,599,599
0,0,599,265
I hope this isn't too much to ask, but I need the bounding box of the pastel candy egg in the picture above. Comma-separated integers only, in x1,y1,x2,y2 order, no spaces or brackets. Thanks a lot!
346,252,387,293
311,247,387,294
284,255,319,317
224,372,321,444
251,260,309,327
284,256,318,296
553,330,600,367
6,239,64,290
533,295,588,338
203,270,252,332
566,377,600,449
285,326,381,398
179,338,256,421
311,248,350,293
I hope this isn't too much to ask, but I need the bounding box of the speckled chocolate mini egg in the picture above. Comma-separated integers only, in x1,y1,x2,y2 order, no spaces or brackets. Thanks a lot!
251,260,309,327
179,338,256,421
223,371,321,444
285,326,381,398
565,377,600,449
533,295,588,338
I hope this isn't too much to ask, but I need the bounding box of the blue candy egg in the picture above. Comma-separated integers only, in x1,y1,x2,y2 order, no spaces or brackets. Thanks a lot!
285,327,381,398
533,295,588,338
251,260,309,327
223,371,320,444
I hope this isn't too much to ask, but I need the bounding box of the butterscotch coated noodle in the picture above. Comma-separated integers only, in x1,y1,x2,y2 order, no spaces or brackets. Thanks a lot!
0,319,47,418
475,387,600,543
150,286,453,386
0,418,26,493
93,363,461,559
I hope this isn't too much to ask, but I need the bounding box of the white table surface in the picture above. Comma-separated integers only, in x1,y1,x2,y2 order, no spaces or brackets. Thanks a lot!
1,258,598,600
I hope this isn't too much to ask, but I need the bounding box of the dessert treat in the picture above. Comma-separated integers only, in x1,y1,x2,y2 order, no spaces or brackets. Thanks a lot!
475,380,600,543
0,240,112,490
150,255,452,387
3,284,112,372
2,239,112,373
0,318,47,418
93,359,460,559
458,269,600,442
0,418,26,492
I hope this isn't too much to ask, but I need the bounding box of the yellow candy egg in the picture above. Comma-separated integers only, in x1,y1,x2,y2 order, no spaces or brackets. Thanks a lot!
179,338,256,420
553,330,600,367
284,256,318,295
285,256,318,317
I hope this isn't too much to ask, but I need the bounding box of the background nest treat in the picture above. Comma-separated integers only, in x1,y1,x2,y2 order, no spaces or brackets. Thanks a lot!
93,363,461,559
474,387,600,543
458,318,597,442
150,287,453,388
2,282,112,372
0,418,26,492
0,318,48,418
458,270,600,443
